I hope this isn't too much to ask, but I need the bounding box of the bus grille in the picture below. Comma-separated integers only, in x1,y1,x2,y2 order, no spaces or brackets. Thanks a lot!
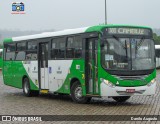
113,75,149,80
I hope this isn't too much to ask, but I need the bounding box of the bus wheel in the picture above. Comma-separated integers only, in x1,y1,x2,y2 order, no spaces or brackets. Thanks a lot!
23,78,32,97
71,81,91,104
112,96,130,102
23,78,39,97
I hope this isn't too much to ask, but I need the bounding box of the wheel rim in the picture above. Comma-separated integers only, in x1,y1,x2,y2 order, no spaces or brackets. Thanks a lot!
24,81,29,94
75,86,83,100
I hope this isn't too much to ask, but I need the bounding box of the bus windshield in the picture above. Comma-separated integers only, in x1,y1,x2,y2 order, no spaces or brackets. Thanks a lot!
101,37,155,70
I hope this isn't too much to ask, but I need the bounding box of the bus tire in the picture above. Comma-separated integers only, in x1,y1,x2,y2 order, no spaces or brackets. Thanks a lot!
23,78,32,97
112,96,130,102
71,81,91,104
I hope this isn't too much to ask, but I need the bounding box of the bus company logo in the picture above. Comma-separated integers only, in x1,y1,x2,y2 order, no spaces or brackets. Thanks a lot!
2,116,11,121
11,2,25,14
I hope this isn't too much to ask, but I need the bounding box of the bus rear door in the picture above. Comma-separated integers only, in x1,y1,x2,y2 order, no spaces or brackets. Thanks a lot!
39,43,49,90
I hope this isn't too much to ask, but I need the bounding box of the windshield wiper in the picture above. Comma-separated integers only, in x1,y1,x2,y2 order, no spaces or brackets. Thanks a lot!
112,35,129,60
112,35,119,42
125,40,128,59
136,36,145,50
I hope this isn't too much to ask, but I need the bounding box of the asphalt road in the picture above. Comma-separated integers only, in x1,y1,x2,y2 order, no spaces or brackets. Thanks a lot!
0,70,160,124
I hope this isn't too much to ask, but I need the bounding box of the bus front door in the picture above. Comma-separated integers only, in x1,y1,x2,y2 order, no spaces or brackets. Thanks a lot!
39,43,49,90
85,38,99,95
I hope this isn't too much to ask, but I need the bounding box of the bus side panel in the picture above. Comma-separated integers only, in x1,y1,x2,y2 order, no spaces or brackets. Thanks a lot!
3,61,14,86
3,61,39,90
3,61,23,88
48,60,85,95
56,60,85,95
48,60,73,93
22,61,39,90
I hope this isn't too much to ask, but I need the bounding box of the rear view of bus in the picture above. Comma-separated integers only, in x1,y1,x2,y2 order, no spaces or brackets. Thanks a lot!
99,26,156,102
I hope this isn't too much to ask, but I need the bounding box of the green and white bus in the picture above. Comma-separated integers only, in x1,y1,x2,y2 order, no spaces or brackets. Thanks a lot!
0,49,3,69
3,25,156,103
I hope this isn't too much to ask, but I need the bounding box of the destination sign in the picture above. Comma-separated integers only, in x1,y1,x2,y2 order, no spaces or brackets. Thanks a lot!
105,28,151,36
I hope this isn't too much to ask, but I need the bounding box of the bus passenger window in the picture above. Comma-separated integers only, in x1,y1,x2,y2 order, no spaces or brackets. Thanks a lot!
26,41,37,60
28,42,37,50
59,42,65,58
74,36,82,58
66,36,82,59
15,42,26,60
51,40,59,59
26,52,37,60
51,37,65,59
17,42,26,51
66,37,74,58
31,53,37,60
26,52,32,60
6,43,15,52
6,52,15,60
15,51,26,60
5,43,16,60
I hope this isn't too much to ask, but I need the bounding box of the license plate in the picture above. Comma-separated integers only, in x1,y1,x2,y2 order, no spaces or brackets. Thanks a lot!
126,89,135,93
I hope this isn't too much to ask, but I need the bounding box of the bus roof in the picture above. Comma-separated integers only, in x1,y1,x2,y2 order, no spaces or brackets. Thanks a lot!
12,27,89,42
4,24,152,42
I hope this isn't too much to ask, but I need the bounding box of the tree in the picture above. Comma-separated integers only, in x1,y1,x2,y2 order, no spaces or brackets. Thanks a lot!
0,44,2,49
153,33,160,45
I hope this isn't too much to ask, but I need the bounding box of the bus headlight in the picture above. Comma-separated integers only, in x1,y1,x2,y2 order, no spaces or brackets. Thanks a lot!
101,78,115,88
147,79,156,87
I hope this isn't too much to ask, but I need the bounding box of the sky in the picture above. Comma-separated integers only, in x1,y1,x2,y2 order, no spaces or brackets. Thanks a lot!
0,0,160,31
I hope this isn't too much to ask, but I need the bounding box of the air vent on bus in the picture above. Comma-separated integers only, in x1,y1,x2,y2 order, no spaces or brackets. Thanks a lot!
113,75,148,80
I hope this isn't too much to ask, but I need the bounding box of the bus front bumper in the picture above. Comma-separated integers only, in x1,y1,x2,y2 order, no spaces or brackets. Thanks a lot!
100,81,156,97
